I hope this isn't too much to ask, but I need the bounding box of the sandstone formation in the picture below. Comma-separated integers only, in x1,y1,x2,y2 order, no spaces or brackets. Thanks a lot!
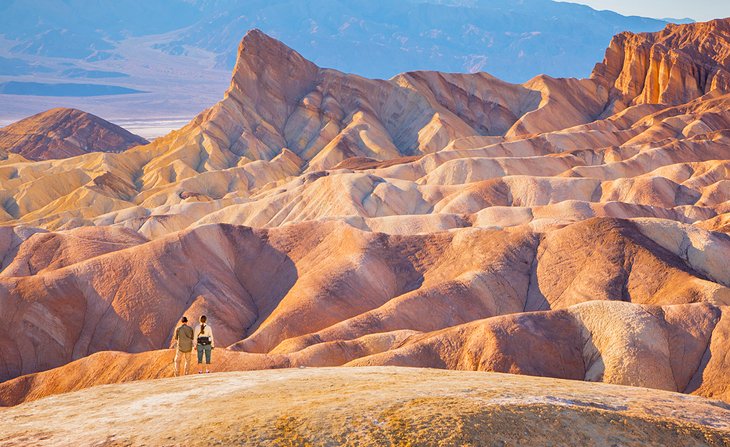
0,108,148,161
1,19,730,412
0,219,729,405
592,19,730,114
1,368,728,447
0,25,729,235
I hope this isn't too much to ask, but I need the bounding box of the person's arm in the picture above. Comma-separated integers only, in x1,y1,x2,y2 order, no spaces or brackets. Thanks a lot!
170,326,178,349
192,326,198,349
210,327,215,349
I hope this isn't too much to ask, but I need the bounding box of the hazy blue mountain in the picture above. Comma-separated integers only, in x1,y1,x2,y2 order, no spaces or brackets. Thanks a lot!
0,0,689,122
0,0,673,82
164,0,672,80
0,1,200,58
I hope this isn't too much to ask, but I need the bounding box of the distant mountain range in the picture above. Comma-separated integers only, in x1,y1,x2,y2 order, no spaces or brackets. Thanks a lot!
0,0,688,123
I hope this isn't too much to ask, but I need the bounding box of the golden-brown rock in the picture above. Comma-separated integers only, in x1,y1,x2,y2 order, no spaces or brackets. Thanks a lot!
0,108,148,161
592,19,730,113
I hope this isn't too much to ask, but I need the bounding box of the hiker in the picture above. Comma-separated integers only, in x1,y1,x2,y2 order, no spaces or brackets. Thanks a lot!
194,315,215,373
173,316,194,376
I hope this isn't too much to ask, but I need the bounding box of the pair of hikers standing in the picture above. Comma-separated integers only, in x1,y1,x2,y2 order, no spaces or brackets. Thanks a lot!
173,315,215,375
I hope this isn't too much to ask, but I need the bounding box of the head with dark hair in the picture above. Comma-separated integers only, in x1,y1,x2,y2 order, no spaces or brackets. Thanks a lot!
181,316,188,323
200,315,207,334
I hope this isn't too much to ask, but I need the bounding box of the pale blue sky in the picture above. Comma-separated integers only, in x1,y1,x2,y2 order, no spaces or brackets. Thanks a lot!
557,0,730,21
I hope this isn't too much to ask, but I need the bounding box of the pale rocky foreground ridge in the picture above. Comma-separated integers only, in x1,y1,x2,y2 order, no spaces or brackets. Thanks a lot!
0,367,728,447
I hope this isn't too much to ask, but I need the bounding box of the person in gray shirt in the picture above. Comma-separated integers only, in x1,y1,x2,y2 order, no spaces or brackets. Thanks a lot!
172,316,194,376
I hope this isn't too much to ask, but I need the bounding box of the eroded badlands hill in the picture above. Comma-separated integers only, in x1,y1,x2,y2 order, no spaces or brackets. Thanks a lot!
1,24,730,234
1,19,730,408
0,219,729,406
1,368,728,447
0,108,148,161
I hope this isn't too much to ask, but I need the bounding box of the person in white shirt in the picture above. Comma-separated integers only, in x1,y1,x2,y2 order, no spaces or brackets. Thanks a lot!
193,315,215,373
